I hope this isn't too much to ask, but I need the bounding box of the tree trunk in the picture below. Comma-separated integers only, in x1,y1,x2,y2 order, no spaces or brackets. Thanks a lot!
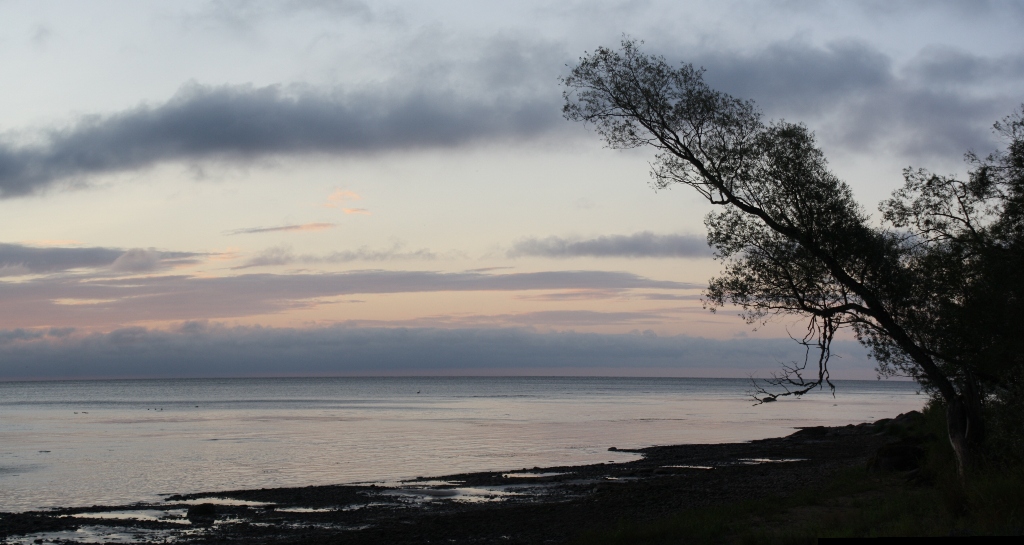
946,378,985,480
947,398,972,478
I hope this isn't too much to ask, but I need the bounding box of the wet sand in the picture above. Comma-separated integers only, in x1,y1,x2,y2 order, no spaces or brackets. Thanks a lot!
0,414,918,544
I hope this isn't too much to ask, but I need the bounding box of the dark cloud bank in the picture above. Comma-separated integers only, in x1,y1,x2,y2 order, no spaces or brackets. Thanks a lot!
0,243,200,275
0,82,559,198
693,40,1024,159
1,38,1021,198
0,324,877,380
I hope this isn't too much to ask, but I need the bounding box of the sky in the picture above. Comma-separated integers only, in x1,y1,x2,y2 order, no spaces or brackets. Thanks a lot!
1,0,1022,380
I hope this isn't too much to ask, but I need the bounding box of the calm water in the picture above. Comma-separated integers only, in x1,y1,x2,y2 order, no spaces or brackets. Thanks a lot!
0,377,923,512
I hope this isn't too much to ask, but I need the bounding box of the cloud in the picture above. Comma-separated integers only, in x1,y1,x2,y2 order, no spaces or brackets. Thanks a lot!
0,243,122,273
321,190,371,214
904,46,1024,87
3,35,1017,200
319,246,437,263
30,25,53,47
228,222,335,235
232,243,440,269
699,40,893,116
111,249,168,273
691,39,1024,159
0,323,877,380
0,81,561,198
19,239,82,246
516,289,624,301
847,0,1024,20
637,293,702,301
0,269,695,327
323,189,361,207
5,35,1014,199
508,232,711,259
184,0,374,32
513,290,704,302
382,308,691,328
232,245,295,268
0,243,201,276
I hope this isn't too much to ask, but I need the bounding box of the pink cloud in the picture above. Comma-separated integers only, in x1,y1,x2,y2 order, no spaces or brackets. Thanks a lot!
324,189,361,208
324,190,370,215
228,223,335,235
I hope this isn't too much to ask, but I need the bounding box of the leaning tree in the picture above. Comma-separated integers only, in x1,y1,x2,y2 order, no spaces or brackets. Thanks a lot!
562,40,1024,476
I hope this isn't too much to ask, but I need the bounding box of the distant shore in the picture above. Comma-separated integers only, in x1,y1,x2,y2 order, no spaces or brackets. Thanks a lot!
0,413,920,544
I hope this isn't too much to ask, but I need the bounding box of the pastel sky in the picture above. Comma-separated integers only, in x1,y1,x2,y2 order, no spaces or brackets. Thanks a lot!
1,0,1022,379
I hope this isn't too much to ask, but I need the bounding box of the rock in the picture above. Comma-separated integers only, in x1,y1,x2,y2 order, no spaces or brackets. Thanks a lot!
791,426,829,437
891,411,925,428
868,440,926,472
873,410,927,438
187,503,218,521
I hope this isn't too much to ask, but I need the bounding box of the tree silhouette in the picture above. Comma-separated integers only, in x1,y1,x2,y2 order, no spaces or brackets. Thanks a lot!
562,39,1024,476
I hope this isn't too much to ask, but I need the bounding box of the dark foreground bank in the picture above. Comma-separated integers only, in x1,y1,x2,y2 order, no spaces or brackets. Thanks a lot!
0,412,942,544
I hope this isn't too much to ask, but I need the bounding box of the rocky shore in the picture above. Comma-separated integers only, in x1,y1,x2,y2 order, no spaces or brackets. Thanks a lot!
0,412,924,544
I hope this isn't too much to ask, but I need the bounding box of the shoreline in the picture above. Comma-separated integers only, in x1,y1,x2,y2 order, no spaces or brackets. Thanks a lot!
0,412,922,544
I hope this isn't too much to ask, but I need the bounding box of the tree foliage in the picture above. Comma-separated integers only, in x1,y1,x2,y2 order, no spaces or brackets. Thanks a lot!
877,115,1024,388
563,39,1024,473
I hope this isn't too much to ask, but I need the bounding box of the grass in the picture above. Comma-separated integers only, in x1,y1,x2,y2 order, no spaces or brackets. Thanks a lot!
574,405,1024,542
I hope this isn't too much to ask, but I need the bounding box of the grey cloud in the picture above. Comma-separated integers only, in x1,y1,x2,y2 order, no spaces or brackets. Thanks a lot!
7,35,1016,200
320,247,439,263
233,244,439,269
849,0,1024,19
700,40,894,116
638,293,701,301
514,290,702,302
0,324,876,380
0,327,75,345
235,246,295,269
185,0,374,32
516,289,624,301
836,89,1003,160
690,39,1022,159
0,243,121,274
0,82,560,198
0,328,48,344
31,25,53,47
0,243,200,276
111,249,167,273
340,308,692,328
904,46,1024,88
509,232,711,258
0,269,694,327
